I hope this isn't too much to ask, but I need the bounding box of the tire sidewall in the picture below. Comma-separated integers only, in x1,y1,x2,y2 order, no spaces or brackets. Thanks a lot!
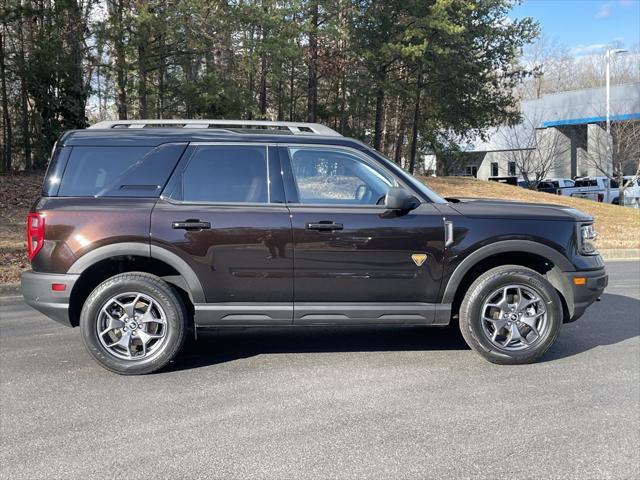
461,268,562,363
80,274,186,374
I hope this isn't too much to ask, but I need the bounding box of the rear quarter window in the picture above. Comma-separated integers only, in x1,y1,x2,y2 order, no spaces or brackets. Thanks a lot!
574,179,598,187
42,145,71,196
57,144,185,197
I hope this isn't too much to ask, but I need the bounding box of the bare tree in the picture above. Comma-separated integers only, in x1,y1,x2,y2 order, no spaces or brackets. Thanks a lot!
519,36,640,100
584,121,640,204
519,35,571,100
498,117,569,188
0,28,11,173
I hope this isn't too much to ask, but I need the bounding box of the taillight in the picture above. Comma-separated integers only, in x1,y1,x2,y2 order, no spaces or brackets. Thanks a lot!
27,212,45,261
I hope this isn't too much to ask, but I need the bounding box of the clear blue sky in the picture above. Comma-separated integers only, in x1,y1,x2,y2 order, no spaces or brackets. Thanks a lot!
511,0,640,55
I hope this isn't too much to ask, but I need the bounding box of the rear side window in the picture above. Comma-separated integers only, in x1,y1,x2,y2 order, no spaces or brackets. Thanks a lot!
178,145,268,203
58,144,185,197
574,179,597,187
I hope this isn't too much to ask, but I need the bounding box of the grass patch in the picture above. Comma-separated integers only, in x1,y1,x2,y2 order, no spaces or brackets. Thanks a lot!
422,176,640,250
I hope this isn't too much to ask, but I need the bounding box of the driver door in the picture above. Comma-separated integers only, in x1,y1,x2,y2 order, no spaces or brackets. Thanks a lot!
280,145,445,324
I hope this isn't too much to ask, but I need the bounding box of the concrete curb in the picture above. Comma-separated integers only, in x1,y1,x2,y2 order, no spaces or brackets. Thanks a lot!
0,283,21,297
599,249,640,261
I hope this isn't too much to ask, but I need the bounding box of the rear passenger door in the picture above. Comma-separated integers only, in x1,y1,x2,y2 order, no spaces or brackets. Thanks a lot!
151,143,293,326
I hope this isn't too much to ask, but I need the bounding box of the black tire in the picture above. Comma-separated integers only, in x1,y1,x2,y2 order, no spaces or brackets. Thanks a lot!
459,265,562,365
80,272,188,375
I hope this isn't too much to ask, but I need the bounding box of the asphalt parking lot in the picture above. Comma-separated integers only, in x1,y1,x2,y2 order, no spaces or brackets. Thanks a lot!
1,261,638,479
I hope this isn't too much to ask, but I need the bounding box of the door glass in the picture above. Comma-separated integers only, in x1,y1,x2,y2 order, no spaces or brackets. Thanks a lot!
288,147,396,205
181,145,268,203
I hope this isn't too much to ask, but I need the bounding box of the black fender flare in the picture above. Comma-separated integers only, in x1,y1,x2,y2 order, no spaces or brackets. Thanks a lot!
67,242,206,303
441,240,575,304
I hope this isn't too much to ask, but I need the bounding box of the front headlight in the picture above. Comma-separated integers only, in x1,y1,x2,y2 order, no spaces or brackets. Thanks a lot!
579,224,598,255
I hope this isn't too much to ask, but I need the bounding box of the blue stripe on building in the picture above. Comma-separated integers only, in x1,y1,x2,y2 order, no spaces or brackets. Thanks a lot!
542,112,640,128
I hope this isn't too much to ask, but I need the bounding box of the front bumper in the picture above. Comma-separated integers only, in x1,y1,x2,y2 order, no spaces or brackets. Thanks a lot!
564,267,608,322
21,270,79,327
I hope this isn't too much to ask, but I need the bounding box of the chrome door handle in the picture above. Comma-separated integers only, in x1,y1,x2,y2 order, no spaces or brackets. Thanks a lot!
306,222,344,231
172,220,211,231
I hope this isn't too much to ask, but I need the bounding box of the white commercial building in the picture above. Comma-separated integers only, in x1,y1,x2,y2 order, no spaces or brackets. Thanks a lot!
457,82,640,180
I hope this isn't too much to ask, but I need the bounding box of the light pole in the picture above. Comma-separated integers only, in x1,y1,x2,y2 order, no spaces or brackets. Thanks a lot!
605,48,627,202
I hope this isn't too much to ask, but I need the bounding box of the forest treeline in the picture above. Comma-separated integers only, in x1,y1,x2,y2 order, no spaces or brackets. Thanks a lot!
1,0,538,173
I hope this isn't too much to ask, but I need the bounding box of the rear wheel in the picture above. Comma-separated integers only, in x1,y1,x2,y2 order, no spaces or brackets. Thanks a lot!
459,265,562,364
80,272,187,375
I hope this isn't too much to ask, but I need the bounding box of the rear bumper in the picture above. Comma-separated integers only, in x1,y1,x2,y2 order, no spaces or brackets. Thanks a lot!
565,267,608,322
21,270,79,327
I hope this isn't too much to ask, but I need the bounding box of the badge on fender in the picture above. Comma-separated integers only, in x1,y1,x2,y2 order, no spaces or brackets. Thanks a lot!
411,253,427,266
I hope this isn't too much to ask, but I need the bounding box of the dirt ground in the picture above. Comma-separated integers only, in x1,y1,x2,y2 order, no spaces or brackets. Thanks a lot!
0,173,43,284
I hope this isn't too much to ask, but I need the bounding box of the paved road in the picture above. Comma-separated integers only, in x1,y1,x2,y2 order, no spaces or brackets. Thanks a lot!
1,262,638,479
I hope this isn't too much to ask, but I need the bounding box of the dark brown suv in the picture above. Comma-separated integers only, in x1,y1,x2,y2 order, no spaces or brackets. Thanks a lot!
21,120,607,374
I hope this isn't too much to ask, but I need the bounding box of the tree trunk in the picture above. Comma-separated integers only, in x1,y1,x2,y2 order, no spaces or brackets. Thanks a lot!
408,68,423,174
17,14,31,170
114,1,128,120
0,31,12,173
259,55,267,116
385,95,400,157
277,79,284,120
394,114,405,166
339,76,347,133
289,60,295,121
66,0,88,128
158,32,165,118
307,2,318,122
137,22,149,119
373,84,385,151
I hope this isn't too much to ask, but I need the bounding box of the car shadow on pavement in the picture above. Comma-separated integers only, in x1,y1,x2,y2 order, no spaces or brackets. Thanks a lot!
166,325,469,372
541,292,640,362
165,293,639,372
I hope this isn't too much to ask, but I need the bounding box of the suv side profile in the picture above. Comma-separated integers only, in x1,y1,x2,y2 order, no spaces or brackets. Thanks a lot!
22,120,607,375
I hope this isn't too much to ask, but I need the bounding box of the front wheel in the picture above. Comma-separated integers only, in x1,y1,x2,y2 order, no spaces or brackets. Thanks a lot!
459,265,562,365
80,272,187,375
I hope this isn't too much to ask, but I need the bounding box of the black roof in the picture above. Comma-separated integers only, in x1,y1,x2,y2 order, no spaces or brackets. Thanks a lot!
60,128,367,149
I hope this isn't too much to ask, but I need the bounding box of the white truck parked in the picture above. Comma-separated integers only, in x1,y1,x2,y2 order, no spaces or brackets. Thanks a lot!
564,176,640,206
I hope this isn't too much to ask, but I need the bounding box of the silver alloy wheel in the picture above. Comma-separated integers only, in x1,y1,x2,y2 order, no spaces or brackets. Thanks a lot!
480,284,549,351
96,292,168,361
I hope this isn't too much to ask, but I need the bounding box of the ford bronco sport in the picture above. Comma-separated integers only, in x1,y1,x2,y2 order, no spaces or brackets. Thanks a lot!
21,120,608,374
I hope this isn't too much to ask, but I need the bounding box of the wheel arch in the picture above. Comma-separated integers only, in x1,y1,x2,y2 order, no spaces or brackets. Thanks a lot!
67,243,204,327
443,240,575,322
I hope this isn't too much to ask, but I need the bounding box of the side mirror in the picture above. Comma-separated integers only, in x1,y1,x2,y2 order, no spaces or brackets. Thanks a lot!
385,187,419,211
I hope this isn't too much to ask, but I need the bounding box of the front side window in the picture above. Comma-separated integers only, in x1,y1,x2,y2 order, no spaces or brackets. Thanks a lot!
181,145,268,203
288,147,396,205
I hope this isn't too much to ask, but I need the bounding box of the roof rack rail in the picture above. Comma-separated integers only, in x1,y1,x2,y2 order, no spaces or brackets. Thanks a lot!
88,119,342,136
